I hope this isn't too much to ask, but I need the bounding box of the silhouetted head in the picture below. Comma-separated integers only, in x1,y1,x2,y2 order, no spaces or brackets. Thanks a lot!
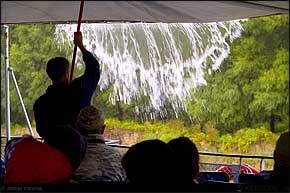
270,131,289,185
46,57,69,84
44,125,87,171
168,137,199,184
274,131,289,171
121,139,176,185
77,105,106,136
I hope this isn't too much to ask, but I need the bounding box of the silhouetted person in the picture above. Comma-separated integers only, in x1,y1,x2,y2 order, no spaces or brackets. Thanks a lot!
44,125,87,171
33,32,99,171
271,131,289,185
74,105,126,182
168,137,200,185
253,131,289,187
33,32,100,140
121,139,176,188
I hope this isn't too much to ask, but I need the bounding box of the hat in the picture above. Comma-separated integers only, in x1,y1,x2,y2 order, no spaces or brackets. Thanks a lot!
77,105,104,132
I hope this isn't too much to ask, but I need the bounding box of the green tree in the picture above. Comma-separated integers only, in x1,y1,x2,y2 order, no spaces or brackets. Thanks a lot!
187,15,289,133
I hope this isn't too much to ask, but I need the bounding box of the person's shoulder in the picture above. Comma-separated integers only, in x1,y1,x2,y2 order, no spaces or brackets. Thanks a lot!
103,145,123,156
83,50,94,57
34,93,47,106
70,77,82,88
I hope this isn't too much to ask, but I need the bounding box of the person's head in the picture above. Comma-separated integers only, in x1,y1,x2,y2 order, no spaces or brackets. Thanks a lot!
77,105,105,135
168,137,199,183
121,139,176,185
46,57,69,84
273,131,289,171
44,125,87,172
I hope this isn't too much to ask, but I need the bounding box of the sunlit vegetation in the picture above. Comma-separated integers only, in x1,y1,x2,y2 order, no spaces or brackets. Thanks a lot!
104,118,281,170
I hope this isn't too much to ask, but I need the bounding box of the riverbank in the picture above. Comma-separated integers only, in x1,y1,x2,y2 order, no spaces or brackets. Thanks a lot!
1,120,282,170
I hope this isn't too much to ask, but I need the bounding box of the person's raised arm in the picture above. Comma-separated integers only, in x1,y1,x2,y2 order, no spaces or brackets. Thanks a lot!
73,32,100,74
72,32,101,108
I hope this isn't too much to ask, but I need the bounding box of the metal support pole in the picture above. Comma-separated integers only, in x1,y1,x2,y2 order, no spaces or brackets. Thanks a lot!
8,67,34,136
231,157,243,183
4,25,11,141
260,158,265,171
239,157,242,171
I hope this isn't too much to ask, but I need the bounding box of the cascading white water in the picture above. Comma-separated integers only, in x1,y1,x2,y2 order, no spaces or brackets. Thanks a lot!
55,21,243,120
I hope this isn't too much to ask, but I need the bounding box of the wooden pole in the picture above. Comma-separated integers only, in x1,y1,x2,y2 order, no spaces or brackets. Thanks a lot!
70,0,84,83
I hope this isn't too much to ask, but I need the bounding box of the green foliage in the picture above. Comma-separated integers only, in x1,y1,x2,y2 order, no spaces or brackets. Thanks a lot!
1,123,26,134
105,118,187,142
187,15,289,133
105,118,282,158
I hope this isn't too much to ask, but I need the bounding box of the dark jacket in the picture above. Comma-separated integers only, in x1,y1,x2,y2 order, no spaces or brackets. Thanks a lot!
33,51,100,139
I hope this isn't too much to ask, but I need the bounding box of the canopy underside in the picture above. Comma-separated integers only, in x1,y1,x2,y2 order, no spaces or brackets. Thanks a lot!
1,1,289,24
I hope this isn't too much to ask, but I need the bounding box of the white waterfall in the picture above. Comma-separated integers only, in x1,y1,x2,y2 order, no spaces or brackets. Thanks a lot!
55,20,243,119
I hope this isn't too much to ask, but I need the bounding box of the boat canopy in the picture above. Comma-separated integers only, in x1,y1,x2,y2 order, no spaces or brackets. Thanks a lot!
1,1,289,24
